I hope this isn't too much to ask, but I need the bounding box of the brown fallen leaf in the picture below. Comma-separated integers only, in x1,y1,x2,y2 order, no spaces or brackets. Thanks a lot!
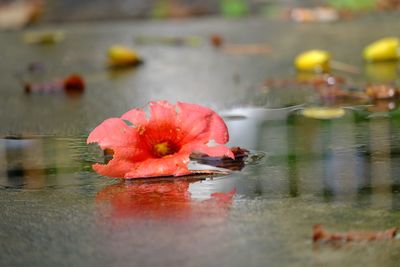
313,224,397,243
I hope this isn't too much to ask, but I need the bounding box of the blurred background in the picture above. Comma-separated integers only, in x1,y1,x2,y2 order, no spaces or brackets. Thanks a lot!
1,0,400,28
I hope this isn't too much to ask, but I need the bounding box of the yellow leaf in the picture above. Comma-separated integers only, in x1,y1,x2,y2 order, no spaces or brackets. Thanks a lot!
363,37,400,62
294,50,331,72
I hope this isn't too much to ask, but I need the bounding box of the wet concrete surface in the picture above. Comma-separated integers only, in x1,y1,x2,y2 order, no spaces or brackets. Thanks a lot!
1,14,400,267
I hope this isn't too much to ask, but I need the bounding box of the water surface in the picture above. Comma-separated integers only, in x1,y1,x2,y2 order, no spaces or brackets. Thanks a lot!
2,14,400,267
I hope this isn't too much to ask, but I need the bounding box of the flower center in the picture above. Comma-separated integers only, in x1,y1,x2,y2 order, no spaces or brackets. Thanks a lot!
152,141,179,158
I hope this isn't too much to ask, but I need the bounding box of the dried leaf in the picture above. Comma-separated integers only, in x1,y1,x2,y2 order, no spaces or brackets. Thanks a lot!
365,84,399,100
190,146,249,171
313,224,397,243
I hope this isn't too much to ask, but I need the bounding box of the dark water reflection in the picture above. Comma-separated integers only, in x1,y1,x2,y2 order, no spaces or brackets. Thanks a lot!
96,180,235,221
224,106,400,208
2,107,400,266
2,107,400,205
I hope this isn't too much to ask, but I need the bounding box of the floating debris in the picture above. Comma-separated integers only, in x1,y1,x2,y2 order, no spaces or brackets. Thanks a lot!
266,74,330,86
63,74,85,95
265,74,366,105
295,50,359,74
302,107,346,119
107,45,142,68
294,50,331,73
23,30,64,45
191,146,249,171
290,7,339,23
24,74,85,96
363,37,400,62
313,224,397,243
210,34,223,48
365,84,399,100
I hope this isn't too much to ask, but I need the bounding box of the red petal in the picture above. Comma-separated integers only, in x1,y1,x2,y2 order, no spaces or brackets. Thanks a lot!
124,151,192,179
121,108,147,127
177,102,229,144
87,118,137,150
209,110,230,144
92,158,137,178
149,101,177,127
87,118,152,178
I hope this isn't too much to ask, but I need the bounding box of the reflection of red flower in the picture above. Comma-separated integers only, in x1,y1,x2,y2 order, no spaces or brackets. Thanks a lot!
87,101,233,179
96,180,236,220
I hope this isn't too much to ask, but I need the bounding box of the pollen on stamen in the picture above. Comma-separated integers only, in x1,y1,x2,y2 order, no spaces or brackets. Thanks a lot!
152,141,179,158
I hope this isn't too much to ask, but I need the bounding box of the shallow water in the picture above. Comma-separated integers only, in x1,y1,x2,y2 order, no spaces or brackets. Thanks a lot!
2,108,400,267
2,14,400,267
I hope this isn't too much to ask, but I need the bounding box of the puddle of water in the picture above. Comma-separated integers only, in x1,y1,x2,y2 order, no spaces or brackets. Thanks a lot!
2,107,400,267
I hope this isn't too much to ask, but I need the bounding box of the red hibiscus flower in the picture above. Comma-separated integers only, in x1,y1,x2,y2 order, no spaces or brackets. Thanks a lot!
87,101,234,179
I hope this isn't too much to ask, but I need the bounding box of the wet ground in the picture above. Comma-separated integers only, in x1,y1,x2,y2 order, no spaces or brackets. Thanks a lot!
2,13,400,267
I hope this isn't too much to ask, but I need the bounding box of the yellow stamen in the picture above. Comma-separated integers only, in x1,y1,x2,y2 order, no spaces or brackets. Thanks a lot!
153,142,172,157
